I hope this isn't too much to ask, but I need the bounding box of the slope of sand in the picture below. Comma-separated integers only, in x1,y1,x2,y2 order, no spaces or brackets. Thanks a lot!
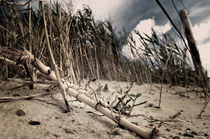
0,79,209,139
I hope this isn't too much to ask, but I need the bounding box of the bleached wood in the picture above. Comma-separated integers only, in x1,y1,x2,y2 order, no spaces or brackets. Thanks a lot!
21,50,162,139
66,87,160,139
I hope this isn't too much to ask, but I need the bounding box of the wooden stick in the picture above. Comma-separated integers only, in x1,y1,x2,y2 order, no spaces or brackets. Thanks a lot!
66,86,161,139
20,51,57,81
22,50,162,139
0,92,50,103
7,78,59,85
0,56,17,65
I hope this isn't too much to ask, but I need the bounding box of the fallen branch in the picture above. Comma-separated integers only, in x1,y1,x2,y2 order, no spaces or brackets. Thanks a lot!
0,56,17,65
7,78,59,85
20,50,162,139
66,86,161,139
0,92,50,103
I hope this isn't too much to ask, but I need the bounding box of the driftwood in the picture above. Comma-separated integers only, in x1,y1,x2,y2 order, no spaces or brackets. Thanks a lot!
16,50,162,138
23,51,160,139
67,87,160,139
0,49,162,138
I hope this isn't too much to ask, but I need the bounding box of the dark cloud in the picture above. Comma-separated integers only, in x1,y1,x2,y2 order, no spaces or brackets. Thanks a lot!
113,0,161,32
7,0,210,35
112,0,210,33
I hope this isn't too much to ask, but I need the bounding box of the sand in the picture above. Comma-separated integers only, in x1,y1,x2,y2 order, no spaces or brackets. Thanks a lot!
0,79,209,139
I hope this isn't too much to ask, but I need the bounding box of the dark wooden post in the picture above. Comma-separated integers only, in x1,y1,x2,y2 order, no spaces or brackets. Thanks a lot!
179,9,207,88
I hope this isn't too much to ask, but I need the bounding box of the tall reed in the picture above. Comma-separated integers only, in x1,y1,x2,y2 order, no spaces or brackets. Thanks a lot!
0,2,202,87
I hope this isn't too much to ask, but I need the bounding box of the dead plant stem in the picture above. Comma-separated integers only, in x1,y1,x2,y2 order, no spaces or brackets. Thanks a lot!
41,2,70,112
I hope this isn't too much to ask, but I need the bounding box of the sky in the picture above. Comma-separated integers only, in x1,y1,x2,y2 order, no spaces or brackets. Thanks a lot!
64,0,210,75
20,0,210,75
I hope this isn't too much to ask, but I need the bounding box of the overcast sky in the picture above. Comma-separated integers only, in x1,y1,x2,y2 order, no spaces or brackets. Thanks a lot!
24,0,208,74
66,0,210,75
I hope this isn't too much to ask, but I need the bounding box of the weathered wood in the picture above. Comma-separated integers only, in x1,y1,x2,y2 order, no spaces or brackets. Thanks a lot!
23,50,162,139
66,87,161,139
28,0,36,89
21,51,57,81
179,9,208,88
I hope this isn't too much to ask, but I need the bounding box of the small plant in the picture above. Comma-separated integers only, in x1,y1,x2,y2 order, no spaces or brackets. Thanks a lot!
103,83,109,92
114,83,147,115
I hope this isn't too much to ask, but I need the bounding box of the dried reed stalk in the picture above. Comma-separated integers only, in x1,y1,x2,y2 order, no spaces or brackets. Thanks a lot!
7,78,59,85
0,92,50,103
0,56,21,66
41,1,70,112
21,50,162,139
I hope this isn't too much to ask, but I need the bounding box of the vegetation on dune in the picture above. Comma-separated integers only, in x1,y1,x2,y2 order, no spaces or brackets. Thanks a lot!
128,29,194,86
0,1,208,88
0,1,209,136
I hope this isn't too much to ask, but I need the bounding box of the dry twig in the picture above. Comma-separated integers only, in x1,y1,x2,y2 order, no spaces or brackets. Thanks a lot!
0,92,50,103
21,50,162,139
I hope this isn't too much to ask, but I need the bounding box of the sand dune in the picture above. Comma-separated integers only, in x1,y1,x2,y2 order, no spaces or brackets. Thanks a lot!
0,80,209,139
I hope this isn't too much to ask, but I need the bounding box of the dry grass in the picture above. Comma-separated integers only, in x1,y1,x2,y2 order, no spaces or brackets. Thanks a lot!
0,1,208,90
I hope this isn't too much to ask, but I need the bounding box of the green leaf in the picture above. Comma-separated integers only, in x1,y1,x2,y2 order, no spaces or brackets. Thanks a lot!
130,94,136,97
136,93,142,98
117,89,123,95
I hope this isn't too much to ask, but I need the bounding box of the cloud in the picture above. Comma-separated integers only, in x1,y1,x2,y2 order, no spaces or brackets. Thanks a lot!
189,2,210,18
188,1,210,25
192,18,210,44
71,0,168,32
192,18,210,75
135,18,171,36
122,18,171,59
72,0,126,21
190,6,209,17
54,0,210,33
198,42,210,76
43,0,210,74
122,45,134,59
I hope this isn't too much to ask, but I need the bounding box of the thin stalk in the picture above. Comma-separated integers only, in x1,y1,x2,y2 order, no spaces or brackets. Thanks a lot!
155,0,188,50
41,2,70,112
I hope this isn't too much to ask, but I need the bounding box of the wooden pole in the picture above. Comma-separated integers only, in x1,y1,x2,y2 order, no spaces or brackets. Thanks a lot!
179,9,207,88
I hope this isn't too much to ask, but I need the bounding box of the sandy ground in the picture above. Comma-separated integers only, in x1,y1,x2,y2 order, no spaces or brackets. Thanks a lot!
0,79,210,139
